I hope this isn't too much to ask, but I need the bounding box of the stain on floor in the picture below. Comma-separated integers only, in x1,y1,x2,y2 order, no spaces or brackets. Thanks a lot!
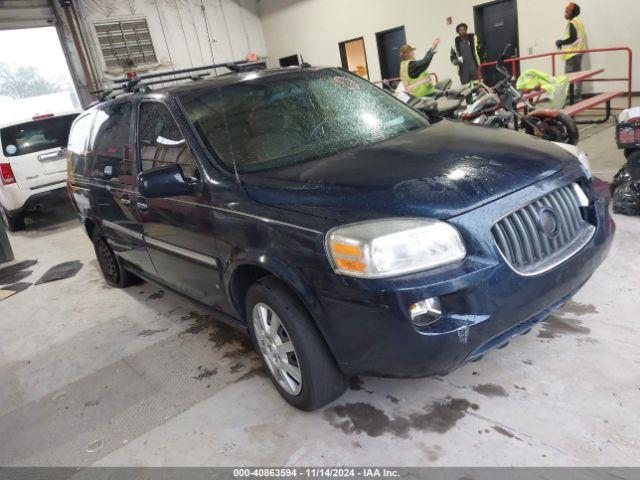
561,300,599,317
147,290,165,300
537,316,591,339
472,383,509,398
408,398,479,434
324,402,410,438
420,444,443,462
208,324,251,351
179,311,213,336
492,425,522,441
349,376,373,394
229,362,245,373
138,328,169,337
193,366,218,381
324,397,479,438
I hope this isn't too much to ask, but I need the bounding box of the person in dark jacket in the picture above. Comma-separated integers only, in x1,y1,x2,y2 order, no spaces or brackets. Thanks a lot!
450,23,484,89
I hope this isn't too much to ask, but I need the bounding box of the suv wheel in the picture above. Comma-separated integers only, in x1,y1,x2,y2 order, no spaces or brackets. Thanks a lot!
93,232,138,288
1,207,25,232
246,276,347,411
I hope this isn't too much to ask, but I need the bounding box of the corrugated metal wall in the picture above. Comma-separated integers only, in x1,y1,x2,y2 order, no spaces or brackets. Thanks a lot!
74,0,268,86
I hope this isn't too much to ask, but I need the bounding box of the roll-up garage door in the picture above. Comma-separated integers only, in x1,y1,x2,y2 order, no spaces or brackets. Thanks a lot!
0,0,55,31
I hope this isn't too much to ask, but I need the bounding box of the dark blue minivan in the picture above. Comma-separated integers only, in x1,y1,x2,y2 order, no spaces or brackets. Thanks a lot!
67,66,614,410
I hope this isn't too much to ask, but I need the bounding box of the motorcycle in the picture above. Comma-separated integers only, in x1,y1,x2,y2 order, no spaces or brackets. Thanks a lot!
389,78,473,123
460,45,579,145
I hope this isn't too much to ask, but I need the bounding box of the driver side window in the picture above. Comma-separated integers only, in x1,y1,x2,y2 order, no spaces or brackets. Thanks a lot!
138,102,198,178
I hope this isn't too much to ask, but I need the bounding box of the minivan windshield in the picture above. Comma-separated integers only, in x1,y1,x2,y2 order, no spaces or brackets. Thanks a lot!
1,114,78,157
180,69,429,173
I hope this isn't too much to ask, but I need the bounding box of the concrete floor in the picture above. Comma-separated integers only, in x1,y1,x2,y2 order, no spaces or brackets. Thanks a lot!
0,120,638,467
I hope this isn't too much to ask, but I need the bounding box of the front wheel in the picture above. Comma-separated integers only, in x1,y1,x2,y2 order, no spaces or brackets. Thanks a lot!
523,112,579,145
246,276,347,411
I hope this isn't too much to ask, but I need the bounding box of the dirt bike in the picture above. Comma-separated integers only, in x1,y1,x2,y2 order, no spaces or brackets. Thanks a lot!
459,45,579,145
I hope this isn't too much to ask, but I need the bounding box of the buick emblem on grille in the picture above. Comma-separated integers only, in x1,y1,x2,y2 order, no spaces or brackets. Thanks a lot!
537,207,560,239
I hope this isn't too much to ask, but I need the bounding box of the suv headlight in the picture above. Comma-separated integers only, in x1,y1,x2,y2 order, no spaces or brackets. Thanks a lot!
326,218,466,278
554,142,592,178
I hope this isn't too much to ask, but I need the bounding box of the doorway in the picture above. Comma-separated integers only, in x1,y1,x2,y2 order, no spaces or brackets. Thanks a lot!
338,37,369,79
0,26,80,125
474,0,519,86
376,26,406,81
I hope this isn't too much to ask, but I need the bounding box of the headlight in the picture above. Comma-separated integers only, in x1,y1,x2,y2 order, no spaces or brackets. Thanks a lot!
326,218,466,279
554,142,592,178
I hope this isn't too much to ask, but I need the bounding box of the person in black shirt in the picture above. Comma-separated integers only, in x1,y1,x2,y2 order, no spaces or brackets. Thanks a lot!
450,24,483,85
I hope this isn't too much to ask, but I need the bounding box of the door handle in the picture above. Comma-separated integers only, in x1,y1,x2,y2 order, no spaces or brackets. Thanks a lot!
136,197,148,212
120,193,131,206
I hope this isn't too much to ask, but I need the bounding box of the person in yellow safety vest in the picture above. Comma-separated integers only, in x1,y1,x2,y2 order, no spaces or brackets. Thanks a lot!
399,38,440,98
450,23,484,103
555,2,587,100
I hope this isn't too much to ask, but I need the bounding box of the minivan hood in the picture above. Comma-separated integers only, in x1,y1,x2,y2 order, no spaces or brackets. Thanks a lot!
241,121,578,222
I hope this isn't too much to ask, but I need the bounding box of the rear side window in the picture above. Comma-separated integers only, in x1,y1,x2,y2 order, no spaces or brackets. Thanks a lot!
91,102,134,182
1,114,78,157
67,112,95,176
138,102,198,178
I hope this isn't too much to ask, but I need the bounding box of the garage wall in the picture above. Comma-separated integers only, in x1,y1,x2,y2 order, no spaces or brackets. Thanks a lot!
518,0,636,93
74,0,267,86
259,0,639,92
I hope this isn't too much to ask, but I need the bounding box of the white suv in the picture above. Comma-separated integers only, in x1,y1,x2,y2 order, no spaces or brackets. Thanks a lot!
0,110,79,231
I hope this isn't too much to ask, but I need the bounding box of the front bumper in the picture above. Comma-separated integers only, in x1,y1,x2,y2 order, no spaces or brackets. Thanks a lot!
311,173,614,377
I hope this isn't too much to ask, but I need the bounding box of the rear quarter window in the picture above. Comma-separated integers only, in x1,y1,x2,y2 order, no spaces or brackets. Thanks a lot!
67,112,95,176
1,114,78,157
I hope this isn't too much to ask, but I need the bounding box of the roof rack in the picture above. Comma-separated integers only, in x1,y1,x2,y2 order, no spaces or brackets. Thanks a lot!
90,60,267,102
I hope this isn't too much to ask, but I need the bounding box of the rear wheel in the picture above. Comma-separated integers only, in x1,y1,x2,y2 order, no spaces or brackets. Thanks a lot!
246,276,347,411
524,112,579,145
93,231,138,288
1,207,25,232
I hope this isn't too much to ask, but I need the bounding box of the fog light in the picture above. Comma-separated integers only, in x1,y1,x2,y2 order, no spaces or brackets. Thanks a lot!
410,297,442,327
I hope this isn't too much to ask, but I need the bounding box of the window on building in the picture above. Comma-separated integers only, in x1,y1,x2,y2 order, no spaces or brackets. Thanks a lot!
94,19,157,69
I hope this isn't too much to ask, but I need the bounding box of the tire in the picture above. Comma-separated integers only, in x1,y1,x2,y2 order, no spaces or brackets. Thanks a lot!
92,230,138,288
245,276,347,411
524,112,580,145
1,207,25,232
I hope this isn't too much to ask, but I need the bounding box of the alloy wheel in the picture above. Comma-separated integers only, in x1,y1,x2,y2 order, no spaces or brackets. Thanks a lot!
252,302,302,396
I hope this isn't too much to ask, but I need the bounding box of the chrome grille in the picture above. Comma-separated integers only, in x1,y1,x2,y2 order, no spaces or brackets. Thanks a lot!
492,183,595,275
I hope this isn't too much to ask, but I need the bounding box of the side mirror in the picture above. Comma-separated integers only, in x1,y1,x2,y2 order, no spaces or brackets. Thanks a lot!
137,163,193,198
